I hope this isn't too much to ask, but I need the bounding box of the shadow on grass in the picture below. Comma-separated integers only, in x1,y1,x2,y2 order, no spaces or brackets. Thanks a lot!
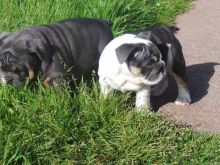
151,62,219,111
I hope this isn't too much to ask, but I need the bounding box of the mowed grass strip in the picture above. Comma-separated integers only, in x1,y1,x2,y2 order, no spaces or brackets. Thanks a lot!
1,0,220,164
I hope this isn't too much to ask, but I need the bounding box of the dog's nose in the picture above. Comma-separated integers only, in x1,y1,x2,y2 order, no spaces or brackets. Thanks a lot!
156,61,165,73
159,66,165,73
159,60,165,67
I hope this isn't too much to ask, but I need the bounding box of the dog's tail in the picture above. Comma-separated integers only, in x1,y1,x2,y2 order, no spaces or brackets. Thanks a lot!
166,26,180,34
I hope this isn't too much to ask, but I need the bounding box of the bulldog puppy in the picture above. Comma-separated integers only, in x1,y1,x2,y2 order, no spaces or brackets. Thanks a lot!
0,18,113,87
98,26,191,109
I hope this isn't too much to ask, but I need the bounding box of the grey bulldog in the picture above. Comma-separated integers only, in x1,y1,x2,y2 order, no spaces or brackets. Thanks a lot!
0,18,113,87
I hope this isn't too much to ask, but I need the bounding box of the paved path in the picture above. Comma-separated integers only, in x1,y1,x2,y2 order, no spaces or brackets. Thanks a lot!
153,0,220,133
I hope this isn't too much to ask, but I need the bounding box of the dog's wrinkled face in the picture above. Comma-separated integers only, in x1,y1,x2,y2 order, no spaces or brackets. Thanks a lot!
0,50,40,87
116,43,166,85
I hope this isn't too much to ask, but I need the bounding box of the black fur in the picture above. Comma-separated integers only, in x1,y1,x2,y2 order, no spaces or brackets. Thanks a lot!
0,18,113,86
135,25,187,81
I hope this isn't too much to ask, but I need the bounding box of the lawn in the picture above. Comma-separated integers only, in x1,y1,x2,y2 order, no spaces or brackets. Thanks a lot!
1,0,220,164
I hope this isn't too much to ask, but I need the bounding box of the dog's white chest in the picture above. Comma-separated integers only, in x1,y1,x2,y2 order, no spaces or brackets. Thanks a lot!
101,74,144,92
99,62,146,92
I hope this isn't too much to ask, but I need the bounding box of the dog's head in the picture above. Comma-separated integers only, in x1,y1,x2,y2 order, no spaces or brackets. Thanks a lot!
0,33,49,86
115,42,167,85
0,49,42,87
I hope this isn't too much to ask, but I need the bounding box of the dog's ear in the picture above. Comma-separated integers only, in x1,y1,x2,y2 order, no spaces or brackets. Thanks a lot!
136,31,152,40
28,38,52,63
115,43,138,64
0,32,12,48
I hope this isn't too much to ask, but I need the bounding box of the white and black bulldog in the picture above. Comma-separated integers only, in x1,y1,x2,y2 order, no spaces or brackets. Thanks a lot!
98,26,191,109
0,18,113,87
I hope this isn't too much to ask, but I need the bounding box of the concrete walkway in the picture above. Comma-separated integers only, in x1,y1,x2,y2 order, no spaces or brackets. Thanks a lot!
153,0,220,133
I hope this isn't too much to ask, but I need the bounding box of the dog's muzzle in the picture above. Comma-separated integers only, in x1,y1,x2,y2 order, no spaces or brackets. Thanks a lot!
146,60,166,81
0,51,36,86
0,70,26,86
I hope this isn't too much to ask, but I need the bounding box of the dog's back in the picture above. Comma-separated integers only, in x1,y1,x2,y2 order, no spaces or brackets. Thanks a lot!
134,25,180,44
27,18,113,69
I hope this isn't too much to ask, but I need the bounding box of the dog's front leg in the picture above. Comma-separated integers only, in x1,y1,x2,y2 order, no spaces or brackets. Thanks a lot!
100,80,113,98
43,52,65,86
135,86,151,109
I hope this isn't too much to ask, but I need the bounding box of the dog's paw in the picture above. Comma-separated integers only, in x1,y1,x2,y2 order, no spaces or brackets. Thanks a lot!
175,92,191,106
100,84,113,98
136,105,153,111
135,101,153,111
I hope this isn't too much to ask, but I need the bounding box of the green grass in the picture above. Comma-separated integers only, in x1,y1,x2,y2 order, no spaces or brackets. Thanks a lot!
1,82,220,164
1,0,220,164
0,0,191,35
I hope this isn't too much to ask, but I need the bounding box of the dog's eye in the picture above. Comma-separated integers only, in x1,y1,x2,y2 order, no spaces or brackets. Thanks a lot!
20,71,26,76
12,66,27,76
134,47,144,58
154,53,161,58
29,52,37,57
137,46,144,53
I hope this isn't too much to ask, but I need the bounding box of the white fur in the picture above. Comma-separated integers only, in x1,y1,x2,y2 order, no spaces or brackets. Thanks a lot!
135,87,151,108
0,73,7,84
165,43,173,70
98,34,164,109
99,34,152,77
175,86,191,105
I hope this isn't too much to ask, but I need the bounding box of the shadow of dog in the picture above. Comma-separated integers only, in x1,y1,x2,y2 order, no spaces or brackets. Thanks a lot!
151,62,219,111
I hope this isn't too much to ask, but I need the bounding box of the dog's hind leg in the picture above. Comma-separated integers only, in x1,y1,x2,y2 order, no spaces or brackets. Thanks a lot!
170,58,191,105
168,45,191,105
172,72,191,105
